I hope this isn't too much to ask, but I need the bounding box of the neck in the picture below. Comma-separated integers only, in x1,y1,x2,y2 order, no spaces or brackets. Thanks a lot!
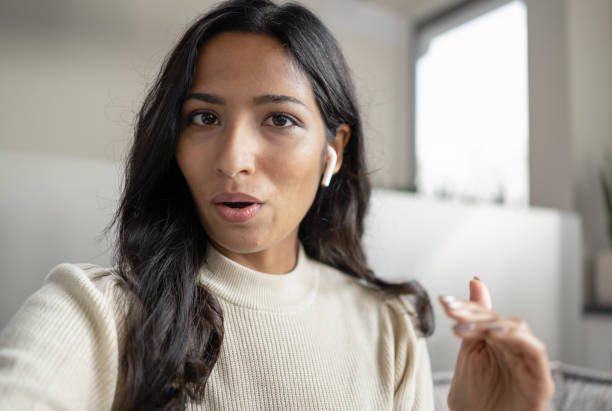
210,236,299,274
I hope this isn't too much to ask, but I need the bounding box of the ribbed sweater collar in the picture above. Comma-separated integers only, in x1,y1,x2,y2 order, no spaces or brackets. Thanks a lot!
198,243,319,313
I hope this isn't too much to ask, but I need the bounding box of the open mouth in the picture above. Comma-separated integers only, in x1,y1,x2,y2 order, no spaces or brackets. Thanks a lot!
211,192,263,223
222,202,254,209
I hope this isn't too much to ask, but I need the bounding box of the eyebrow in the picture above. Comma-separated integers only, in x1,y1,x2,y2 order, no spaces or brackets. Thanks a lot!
185,92,306,107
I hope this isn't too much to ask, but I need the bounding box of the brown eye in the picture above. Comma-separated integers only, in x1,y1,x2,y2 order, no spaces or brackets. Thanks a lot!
263,113,299,128
191,112,219,126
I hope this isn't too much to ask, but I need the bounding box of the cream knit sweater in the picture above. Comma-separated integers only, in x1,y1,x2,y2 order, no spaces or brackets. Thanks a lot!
0,244,434,410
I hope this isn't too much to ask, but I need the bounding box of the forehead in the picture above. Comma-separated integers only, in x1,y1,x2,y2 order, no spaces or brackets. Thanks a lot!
191,32,315,103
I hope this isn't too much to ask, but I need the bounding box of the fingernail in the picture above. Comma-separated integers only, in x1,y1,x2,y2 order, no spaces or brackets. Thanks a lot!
473,276,481,281
454,323,476,332
440,296,462,310
440,295,455,303
447,300,462,310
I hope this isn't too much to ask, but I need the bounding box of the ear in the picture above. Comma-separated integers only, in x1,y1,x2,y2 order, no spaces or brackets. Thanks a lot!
327,124,351,174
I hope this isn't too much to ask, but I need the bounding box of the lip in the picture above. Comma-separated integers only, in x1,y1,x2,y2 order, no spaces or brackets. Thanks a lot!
214,203,262,223
211,192,263,223
211,192,263,204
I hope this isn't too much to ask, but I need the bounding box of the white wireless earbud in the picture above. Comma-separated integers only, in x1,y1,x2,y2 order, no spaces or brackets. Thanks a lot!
321,145,337,187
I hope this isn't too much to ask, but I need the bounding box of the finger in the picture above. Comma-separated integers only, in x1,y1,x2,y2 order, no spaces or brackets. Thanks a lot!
490,328,555,400
451,317,527,340
469,276,492,309
439,295,498,322
453,319,551,378
486,325,550,373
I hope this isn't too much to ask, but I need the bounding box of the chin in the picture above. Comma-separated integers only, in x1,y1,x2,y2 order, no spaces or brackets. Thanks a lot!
209,232,269,255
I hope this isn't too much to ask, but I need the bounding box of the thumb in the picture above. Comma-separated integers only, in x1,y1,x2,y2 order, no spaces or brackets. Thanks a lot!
469,276,493,309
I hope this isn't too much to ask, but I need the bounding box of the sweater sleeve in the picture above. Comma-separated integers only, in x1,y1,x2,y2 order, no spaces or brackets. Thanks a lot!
0,263,123,411
384,296,435,411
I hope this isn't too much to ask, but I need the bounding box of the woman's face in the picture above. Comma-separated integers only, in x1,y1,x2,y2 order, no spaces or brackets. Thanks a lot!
176,32,347,269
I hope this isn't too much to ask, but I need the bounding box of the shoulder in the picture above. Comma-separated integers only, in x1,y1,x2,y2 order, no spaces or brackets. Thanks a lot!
38,263,130,336
310,257,422,335
382,294,422,338
0,263,128,409
379,294,433,406
311,260,432,392
43,263,127,310
383,297,434,408
45,262,121,291
5,262,131,360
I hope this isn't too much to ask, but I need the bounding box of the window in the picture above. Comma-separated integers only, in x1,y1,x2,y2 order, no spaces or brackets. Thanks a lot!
414,0,528,205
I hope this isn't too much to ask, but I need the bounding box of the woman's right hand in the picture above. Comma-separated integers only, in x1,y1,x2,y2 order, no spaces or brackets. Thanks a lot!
440,278,555,411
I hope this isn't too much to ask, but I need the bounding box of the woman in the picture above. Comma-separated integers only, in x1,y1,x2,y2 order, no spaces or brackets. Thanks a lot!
0,0,554,410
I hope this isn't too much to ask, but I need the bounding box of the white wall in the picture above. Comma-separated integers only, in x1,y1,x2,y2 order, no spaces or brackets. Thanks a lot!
0,150,119,329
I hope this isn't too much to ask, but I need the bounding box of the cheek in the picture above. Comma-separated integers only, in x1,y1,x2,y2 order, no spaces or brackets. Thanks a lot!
267,146,322,206
175,138,210,196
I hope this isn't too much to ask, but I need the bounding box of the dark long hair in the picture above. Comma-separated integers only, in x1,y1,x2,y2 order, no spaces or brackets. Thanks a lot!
108,1,434,409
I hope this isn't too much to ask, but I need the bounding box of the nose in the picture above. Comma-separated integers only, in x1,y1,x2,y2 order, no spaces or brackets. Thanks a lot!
215,119,256,178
